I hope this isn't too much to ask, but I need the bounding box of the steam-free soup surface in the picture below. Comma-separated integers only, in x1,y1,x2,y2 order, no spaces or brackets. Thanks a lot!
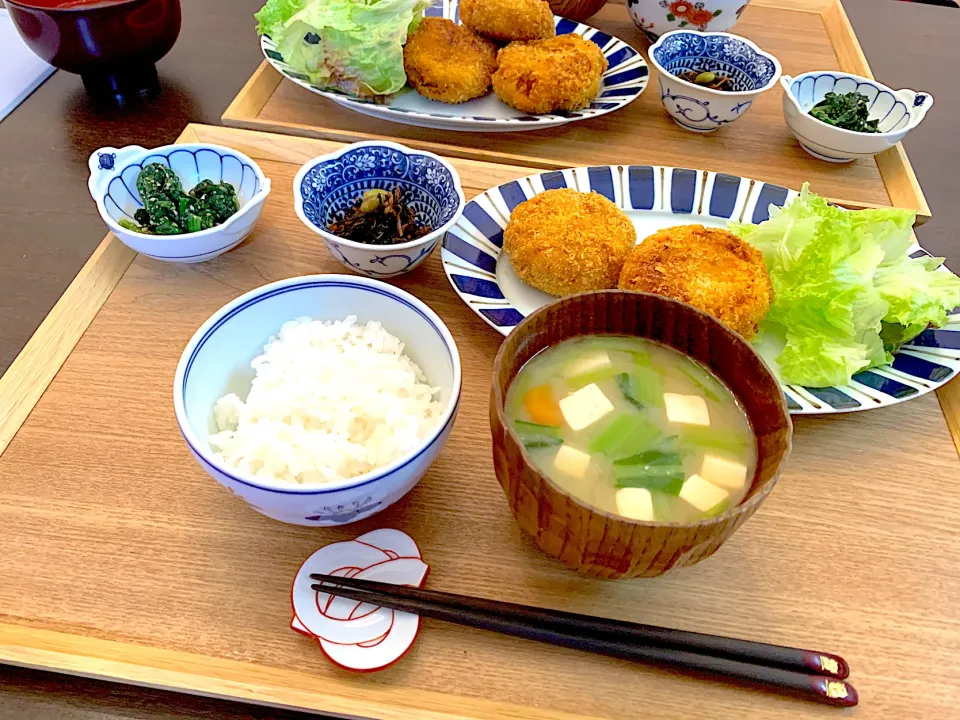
505,336,757,523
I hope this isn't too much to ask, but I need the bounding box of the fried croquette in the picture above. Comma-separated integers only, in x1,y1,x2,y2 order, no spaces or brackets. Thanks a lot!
403,18,498,103
504,188,637,297
460,0,556,42
618,225,773,339
492,34,607,114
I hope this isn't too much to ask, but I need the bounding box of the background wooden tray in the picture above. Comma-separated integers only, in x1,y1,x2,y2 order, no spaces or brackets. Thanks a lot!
222,0,931,222
1,125,958,719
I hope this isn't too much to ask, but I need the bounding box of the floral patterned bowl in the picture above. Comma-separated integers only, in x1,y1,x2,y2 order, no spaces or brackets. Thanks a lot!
649,30,781,132
294,141,465,279
628,0,750,41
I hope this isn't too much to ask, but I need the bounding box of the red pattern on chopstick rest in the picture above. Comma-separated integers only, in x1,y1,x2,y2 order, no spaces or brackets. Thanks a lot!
291,529,428,671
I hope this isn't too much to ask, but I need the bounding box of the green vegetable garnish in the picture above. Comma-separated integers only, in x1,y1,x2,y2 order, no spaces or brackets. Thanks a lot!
809,92,880,133
679,426,748,454
256,0,431,99
514,419,563,449
613,449,680,466
589,414,660,456
123,164,239,236
616,370,663,409
730,184,960,387
613,450,685,494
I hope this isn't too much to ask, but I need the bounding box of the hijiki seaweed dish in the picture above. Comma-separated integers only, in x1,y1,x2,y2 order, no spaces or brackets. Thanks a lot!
328,187,433,245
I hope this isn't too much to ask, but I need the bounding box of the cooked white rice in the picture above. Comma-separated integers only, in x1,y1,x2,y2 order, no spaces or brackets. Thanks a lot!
209,316,443,484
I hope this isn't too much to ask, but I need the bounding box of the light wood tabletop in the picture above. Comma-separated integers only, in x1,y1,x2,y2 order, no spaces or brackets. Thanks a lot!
0,0,958,718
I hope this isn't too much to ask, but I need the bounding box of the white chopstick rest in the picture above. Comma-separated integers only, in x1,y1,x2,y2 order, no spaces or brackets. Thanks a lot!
291,529,428,671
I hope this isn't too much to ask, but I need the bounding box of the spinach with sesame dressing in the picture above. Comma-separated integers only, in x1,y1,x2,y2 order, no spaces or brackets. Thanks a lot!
118,163,240,235
809,91,880,133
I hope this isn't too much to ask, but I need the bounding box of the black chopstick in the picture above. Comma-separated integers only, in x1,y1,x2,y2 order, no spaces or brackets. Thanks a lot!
310,574,857,707
310,572,849,677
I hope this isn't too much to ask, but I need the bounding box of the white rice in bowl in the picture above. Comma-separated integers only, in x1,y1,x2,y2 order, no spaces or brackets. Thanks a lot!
209,316,443,485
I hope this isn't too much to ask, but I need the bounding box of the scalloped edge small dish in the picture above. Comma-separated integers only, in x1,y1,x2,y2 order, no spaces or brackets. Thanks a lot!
294,141,465,278
649,30,781,133
88,144,271,263
781,71,933,163
173,274,462,526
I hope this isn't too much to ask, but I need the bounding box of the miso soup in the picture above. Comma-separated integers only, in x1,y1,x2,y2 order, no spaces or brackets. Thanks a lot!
505,335,757,523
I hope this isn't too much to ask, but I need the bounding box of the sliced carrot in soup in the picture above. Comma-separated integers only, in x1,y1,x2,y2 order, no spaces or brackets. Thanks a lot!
523,384,563,426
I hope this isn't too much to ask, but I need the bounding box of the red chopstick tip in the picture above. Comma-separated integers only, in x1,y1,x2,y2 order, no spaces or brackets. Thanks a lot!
802,651,850,679
810,677,859,707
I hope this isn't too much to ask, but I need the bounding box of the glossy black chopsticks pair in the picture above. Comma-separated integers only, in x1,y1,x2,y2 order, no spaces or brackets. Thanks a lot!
310,573,857,707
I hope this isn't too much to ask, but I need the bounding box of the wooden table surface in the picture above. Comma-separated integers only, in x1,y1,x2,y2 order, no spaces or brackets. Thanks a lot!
0,0,957,718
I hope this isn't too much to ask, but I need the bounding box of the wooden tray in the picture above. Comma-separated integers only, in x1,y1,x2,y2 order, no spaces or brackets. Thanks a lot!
222,0,931,223
1,125,959,720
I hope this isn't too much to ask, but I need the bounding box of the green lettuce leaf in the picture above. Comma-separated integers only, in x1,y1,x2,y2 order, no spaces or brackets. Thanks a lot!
257,0,430,98
730,184,960,387
255,0,307,36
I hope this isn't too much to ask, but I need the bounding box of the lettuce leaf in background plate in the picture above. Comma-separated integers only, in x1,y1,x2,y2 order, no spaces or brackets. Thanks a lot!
255,0,431,99
730,184,960,388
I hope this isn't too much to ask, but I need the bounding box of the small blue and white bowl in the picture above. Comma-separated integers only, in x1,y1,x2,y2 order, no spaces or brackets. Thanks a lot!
88,144,271,263
782,71,934,163
173,275,462,527
649,30,781,133
294,141,465,278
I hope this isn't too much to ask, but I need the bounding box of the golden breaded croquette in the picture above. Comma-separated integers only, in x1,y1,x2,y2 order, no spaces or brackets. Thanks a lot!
492,34,607,114
504,188,637,297
618,225,773,339
460,0,556,42
403,18,498,103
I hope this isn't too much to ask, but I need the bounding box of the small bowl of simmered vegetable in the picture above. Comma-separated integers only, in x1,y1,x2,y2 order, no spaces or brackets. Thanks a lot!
294,141,465,279
88,144,271,262
649,31,782,133
781,71,933,163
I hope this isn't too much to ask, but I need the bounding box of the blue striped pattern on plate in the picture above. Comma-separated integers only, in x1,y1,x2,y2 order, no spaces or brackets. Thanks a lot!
441,165,960,415
260,0,647,132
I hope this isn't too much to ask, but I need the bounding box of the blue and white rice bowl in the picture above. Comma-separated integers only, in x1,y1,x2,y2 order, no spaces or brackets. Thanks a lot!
173,275,462,526
295,142,465,278
781,71,934,163
649,30,781,132
88,144,271,263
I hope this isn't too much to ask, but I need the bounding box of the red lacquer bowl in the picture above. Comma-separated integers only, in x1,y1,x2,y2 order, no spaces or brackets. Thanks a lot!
5,0,181,105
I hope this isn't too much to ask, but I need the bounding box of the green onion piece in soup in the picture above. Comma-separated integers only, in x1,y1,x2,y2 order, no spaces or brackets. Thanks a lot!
616,370,663,409
613,448,680,466
589,414,660,456
614,465,685,495
513,419,563,449
679,425,750,454
678,366,723,403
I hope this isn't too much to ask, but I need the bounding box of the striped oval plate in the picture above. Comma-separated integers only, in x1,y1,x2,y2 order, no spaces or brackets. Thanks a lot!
260,0,647,133
440,165,960,415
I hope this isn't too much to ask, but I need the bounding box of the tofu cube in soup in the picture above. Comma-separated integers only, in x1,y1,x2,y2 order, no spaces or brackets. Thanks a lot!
559,383,614,431
554,445,592,477
679,474,729,513
663,393,711,427
616,487,655,522
700,454,748,490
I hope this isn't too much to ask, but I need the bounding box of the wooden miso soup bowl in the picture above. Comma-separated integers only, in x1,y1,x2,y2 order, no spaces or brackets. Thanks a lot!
490,291,792,579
